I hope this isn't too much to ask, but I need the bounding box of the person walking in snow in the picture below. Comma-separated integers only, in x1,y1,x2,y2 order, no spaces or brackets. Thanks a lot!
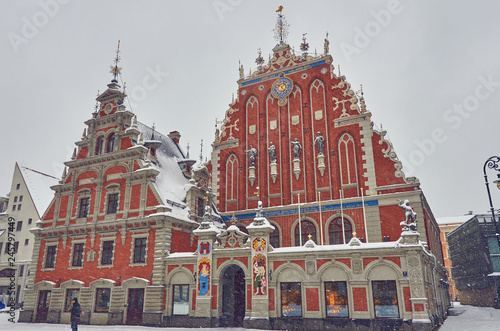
69,297,84,331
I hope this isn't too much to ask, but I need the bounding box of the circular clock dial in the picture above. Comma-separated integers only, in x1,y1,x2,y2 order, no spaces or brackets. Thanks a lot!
271,76,293,100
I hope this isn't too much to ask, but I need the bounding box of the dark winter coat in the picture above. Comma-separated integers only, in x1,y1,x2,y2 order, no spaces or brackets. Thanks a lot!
70,298,82,323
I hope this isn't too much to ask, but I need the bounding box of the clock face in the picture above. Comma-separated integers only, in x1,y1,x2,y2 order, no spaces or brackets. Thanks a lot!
271,75,293,106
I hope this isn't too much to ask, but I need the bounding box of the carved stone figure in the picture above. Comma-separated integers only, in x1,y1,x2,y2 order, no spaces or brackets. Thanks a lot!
291,138,302,159
314,132,325,155
324,37,329,54
398,199,418,231
245,145,258,166
268,142,276,163
239,64,244,78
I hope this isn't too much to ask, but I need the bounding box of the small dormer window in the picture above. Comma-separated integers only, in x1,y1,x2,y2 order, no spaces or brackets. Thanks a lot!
96,136,104,155
106,134,116,153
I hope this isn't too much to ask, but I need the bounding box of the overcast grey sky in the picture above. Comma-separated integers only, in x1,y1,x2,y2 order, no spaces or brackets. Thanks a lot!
1,0,499,218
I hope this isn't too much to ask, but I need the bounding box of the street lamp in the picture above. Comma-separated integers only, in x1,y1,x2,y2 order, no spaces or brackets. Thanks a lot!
483,156,500,236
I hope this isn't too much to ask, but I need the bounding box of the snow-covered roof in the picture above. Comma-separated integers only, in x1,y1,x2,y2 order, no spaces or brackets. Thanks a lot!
436,215,476,225
20,165,59,218
135,122,192,219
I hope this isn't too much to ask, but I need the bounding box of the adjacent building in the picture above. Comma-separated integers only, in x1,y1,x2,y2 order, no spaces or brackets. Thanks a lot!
437,214,475,301
448,213,500,307
0,163,58,306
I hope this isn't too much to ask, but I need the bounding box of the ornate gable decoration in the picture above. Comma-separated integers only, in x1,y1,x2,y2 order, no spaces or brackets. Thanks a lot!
217,224,249,248
376,127,420,185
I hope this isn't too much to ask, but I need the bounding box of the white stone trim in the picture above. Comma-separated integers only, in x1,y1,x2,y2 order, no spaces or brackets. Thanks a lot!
129,232,150,267
68,238,86,270
97,235,117,269
40,241,59,271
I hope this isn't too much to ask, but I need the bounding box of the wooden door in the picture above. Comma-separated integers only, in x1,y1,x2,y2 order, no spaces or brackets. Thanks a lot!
126,288,144,325
35,290,51,322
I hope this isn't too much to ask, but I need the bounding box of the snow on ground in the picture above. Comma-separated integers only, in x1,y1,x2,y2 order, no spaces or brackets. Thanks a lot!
3,304,500,330
439,302,500,331
0,309,263,330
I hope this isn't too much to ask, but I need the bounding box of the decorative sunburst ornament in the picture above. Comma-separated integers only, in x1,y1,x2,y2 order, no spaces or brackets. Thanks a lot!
255,48,264,66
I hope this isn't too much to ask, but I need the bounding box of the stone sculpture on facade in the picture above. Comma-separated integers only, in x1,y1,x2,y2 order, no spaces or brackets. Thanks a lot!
291,138,302,159
245,145,258,186
315,132,326,176
291,138,302,179
398,199,418,232
268,142,278,183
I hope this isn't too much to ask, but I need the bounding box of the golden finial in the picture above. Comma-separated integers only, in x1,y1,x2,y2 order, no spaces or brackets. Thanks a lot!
276,5,283,12
308,234,312,240
254,186,260,197
338,65,341,76
110,40,122,82
353,231,357,238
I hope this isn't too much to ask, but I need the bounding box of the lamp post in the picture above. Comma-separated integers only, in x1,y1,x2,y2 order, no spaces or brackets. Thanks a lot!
483,156,500,236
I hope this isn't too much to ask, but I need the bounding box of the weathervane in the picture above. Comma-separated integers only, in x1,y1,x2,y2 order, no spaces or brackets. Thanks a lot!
110,40,122,82
273,6,289,43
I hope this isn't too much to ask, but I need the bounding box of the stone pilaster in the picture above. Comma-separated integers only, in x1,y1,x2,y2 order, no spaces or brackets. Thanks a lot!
245,205,275,330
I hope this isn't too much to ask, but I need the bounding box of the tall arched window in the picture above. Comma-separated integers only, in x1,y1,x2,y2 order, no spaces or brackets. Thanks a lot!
294,220,316,246
338,133,357,186
106,133,116,153
225,154,239,204
95,136,104,155
329,218,353,244
270,225,280,248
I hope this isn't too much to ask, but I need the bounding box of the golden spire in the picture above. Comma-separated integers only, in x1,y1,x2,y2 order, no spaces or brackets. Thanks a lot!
109,40,122,82
273,6,289,43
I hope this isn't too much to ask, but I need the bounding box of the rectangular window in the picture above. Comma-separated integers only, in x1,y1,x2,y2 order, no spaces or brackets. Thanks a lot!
16,221,22,231
25,239,29,246
101,241,114,265
14,197,18,203
281,282,302,317
45,246,57,268
64,289,80,312
0,243,3,255
172,284,189,315
72,243,84,267
133,238,147,263
372,280,399,318
107,193,119,214
95,288,111,312
325,281,349,317
28,218,32,225
13,242,19,254
19,196,23,202
12,205,16,211
17,204,21,211
4,243,9,254
78,197,90,218
16,184,20,190
197,197,204,217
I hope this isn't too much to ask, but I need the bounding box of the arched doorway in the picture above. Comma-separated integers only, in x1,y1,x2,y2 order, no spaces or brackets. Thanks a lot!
220,264,246,327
